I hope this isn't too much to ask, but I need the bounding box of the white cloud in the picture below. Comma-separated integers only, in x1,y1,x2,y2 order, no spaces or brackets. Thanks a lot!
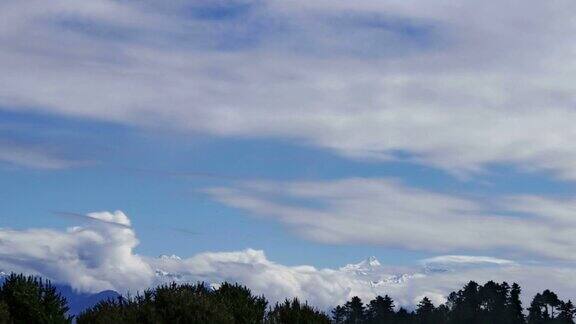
1,211,576,310
0,141,84,170
421,255,517,267
1,1,576,177
0,211,153,293
205,178,576,260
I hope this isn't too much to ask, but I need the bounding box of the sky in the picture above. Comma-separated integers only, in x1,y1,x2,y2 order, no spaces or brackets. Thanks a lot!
2,0,576,308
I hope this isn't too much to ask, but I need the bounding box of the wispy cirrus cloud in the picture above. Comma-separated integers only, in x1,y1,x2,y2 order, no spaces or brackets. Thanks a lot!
2,1,576,177
0,140,86,170
205,177,576,260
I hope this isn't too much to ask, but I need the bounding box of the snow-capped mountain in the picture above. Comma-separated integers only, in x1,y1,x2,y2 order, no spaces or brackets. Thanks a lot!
152,255,426,294
340,256,382,274
340,256,424,288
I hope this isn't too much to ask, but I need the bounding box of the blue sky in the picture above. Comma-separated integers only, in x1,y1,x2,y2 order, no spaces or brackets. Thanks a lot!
2,0,576,306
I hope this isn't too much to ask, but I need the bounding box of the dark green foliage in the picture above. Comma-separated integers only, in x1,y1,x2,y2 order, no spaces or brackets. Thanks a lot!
77,282,240,324
0,271,569,324
528,290,575,324
395,307,415,324
266,298,330,324
0,301,10,324
332,280,543,324
416,297,436,324
214,282,267,324
0,273,71,324
510,283,526,324
332,305,346,324
344,296,365,324
366,295,395,323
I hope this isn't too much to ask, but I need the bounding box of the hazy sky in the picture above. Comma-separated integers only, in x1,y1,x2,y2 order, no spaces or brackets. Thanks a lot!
2,0,576,307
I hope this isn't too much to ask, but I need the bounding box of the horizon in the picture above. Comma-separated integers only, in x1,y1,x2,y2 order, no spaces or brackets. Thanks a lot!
2,0,576,311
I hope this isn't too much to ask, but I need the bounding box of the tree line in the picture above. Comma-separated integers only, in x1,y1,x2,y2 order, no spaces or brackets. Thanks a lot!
331,281,575,324
0,272,575,323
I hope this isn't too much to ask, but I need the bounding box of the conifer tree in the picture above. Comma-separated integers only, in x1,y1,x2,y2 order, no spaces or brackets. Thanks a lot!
509,283,526,324
344,296,365,324
366,295,395,323
0,273,71,324
266,298,330,324
416,296,436,324
332,305,346,324
557,300,576,324
0,301,10,324
214,282,267,324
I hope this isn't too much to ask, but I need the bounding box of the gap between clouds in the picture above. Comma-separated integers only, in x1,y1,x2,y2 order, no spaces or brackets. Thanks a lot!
1,210,576,310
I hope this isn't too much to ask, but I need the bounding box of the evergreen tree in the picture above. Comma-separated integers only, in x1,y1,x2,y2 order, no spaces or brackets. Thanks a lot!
542,290,562,319
332,305,346,324
528,293,547,324
479,281,510,323
416,297,436,324
557,300,576,324
266,298,330,324
434,304,450,324
344,296,365,324
0,273,71,324
447,281,482,324
0,301,10,324
366,295,395,323
395,307,415,324
509,283,526,324
214,282,267,324
529,290,564,323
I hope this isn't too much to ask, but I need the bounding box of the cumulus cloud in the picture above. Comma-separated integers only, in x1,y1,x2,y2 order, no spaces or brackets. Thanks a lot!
2,1,576,177
0,211,153,293
205,178,576,260
1,211,576,309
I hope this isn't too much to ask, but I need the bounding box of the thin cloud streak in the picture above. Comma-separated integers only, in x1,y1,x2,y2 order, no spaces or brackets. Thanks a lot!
205,177,576,261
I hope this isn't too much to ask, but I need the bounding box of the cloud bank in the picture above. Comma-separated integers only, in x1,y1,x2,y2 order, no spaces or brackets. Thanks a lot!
2,1,576,177
1,210,576,310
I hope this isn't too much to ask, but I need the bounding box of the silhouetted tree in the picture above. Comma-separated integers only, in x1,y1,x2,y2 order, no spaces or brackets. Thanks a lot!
528,290,564,324
366,295,395,323
344,296,365,324
0,301,10,324
266,298,330,324
509,283,526,324
0,273,71,323
416,297,436,324
447,281,482,324
332,305,346,324
395,307,415,324
557,300,576,324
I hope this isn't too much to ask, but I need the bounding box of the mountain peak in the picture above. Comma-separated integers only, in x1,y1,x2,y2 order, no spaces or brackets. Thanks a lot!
158,254,182,260
341,256,382,272
366,256,381,267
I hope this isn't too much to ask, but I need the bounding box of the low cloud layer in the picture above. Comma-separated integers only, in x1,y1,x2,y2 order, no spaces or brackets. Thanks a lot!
1,210,576,310
2,1,576,177
206,178,576,260
0,211,153,292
